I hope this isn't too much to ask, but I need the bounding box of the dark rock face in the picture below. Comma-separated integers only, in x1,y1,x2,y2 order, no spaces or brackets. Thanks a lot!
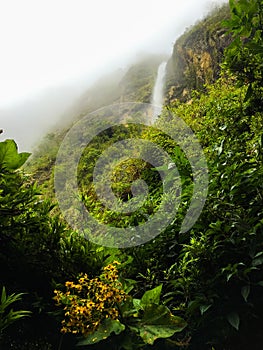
165,4,232,103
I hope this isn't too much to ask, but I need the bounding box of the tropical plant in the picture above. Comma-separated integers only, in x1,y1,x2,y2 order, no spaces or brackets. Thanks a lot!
0,286,31,340
54,262,187,349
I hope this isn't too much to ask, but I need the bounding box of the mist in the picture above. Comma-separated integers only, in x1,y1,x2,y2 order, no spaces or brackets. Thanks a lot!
0,0,228,151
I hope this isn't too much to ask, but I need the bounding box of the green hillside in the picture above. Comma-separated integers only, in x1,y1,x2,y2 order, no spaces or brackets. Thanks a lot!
1,1,263,349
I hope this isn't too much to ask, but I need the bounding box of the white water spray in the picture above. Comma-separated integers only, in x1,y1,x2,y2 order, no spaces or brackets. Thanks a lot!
152,61,167,122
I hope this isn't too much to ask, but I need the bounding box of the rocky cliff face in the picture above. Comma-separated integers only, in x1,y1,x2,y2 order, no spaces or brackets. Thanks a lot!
165,4,231,103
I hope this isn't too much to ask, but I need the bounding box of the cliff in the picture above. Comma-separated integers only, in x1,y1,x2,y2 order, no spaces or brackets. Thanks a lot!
165,3,231,102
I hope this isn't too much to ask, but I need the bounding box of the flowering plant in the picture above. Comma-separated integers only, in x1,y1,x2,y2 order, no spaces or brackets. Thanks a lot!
54,261,187,347
54,261,126,337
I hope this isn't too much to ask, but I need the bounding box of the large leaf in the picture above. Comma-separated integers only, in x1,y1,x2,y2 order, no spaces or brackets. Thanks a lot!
140,285,162,309
134,304,187,345
77,318,125,346
0,140,30,170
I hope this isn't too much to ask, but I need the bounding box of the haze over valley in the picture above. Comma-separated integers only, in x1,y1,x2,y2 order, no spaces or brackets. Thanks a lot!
0,0,227,151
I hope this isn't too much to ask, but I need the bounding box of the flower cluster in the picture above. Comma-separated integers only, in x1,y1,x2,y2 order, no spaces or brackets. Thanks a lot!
53,261,127,337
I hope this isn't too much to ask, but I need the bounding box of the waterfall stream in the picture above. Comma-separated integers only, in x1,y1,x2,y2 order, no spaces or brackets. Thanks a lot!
151,61,167,122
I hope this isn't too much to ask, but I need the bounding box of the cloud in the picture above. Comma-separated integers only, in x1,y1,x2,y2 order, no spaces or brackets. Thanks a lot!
0,0,227,106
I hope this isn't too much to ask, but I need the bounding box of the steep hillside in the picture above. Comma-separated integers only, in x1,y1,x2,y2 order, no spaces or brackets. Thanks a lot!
27,5,231,186
165,3,231,102
2,1,263,349
27,54,164,184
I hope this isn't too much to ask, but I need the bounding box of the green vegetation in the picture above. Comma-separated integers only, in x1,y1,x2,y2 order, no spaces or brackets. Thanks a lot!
1,1,263,349
0,286,31,342
223,0,263,110
54,263,186,349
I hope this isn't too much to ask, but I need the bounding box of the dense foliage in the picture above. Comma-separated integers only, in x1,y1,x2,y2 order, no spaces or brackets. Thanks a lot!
1,1,263,349
223,0,263,108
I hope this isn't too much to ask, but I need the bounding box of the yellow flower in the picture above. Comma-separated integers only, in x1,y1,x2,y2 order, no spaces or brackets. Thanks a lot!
96,302,104,311
74,284,82,291
65,281,75,288
87,300,95,308
61,327,68,333
54,262,127,337
112,260,121,265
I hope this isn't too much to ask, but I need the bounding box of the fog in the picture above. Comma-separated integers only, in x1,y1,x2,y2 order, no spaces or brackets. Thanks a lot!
0,0,227,151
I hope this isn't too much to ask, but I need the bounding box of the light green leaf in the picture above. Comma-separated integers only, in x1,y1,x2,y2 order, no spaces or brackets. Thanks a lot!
0,140,30,170
133,298,142,311
217,139,225,156
140,285,162,309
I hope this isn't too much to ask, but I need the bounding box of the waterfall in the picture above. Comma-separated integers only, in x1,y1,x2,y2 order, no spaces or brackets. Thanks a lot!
151,61,167,122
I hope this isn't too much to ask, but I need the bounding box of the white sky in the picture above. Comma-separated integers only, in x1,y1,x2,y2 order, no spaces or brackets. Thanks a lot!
0,0,227,107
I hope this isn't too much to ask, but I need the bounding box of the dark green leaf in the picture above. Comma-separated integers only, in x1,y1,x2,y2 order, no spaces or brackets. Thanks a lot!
241,285,250,302
244,84,253,102
200,304,212,315
77,319,125,346
227,312,240,331
134,304,187,345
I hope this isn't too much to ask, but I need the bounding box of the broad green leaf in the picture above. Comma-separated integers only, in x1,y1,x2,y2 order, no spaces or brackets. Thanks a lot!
0,140,30,170
227,312,240,331
77,319,125,346
140,285,162,308
241,285,250,302
135,304,187,345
